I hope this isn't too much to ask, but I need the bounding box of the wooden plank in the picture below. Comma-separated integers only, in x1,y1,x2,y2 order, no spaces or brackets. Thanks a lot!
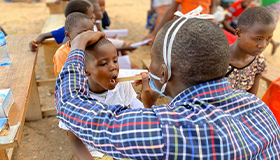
37,78,56,94
42,107,57,117
41,14,65,34
25,71,42,121
0,35,38,150
42,41,60,78
7,148,15,160
36,78,56,88
46,0,67,14
0,149,8,160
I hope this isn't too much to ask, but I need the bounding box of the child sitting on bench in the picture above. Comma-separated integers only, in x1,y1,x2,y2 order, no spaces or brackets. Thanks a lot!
29,0,95,52
226,6,275,95
57,12,144,160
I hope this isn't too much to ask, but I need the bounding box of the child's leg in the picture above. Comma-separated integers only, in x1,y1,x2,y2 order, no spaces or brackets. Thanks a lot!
68,131,93,159
270,39,280,55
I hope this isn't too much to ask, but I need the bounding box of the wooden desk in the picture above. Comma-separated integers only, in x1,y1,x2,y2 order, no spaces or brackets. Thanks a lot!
0,35,42,159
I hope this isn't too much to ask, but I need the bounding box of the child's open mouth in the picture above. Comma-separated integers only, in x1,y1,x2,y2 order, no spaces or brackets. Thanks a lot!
110,76,118,85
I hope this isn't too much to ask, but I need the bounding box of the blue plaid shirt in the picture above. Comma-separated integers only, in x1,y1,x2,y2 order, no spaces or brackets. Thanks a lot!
55,49,280,160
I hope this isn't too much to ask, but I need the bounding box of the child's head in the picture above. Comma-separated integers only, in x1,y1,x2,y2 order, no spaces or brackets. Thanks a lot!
84,38,119,92
97,0,105,14
241,0,254,8
150,18,230,90
236,6,275,56
64,0,95,22
93,2,103,20
65,12,94,42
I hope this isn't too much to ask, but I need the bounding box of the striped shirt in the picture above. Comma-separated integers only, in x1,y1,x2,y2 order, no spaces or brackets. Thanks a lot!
55,49,280,160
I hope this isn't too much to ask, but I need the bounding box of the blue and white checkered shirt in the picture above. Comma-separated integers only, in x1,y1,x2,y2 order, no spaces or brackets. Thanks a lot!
55,49,280,160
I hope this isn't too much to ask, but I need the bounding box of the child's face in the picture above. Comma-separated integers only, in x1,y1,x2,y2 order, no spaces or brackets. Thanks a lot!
237,22,275,56
67,19,94,42
94,4,103,20
85,43,119,92
86,6,96,23
98,0,105,14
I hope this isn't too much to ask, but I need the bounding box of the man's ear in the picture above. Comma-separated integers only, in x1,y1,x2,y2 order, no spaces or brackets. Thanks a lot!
84,66,90,76
160,64,169,84
235,28,242,37
65,31,71,40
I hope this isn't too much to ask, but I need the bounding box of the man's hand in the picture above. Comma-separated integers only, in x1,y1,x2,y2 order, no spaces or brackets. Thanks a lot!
70,31,106,51
29,40,39,52
138,73,159,108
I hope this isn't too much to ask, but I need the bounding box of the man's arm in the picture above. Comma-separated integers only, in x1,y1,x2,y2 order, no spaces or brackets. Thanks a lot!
144,1,180,44
55,31,164,159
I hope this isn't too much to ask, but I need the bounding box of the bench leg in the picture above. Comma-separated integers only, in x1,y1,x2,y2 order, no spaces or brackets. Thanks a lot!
25,71,42,121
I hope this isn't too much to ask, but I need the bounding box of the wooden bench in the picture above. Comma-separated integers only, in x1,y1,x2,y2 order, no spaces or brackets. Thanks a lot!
261,66,280,88
40,14,65,79
0,35,42,160
46,0,67,14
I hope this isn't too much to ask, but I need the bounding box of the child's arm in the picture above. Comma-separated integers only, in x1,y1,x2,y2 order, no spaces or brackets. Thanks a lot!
222,15,235,34
116,45,136,52
96,22,102,32
29,32,53,52
210,0,221,14
248,74,262,95
68,131,94,160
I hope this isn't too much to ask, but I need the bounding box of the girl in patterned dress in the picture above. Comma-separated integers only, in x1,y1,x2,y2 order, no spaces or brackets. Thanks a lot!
226,6,275,95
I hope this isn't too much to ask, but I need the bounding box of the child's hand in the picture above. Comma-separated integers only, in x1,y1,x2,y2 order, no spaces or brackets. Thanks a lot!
139,73,159,108
143,34,155,45
29,40,39,52
122,44,137,52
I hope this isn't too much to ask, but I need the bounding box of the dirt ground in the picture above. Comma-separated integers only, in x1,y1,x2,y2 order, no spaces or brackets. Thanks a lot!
1,0,280,159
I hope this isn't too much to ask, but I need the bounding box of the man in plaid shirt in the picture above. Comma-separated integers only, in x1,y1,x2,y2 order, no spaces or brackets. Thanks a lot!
55,16,280,159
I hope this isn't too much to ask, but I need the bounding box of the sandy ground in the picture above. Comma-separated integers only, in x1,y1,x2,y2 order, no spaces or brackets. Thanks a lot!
1,0,280,159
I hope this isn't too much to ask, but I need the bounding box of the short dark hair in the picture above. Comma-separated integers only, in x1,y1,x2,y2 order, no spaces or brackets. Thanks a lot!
64,0,92,17
237,6,275,30
65,12,91,33
154,18,230,87
85,38,113,64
